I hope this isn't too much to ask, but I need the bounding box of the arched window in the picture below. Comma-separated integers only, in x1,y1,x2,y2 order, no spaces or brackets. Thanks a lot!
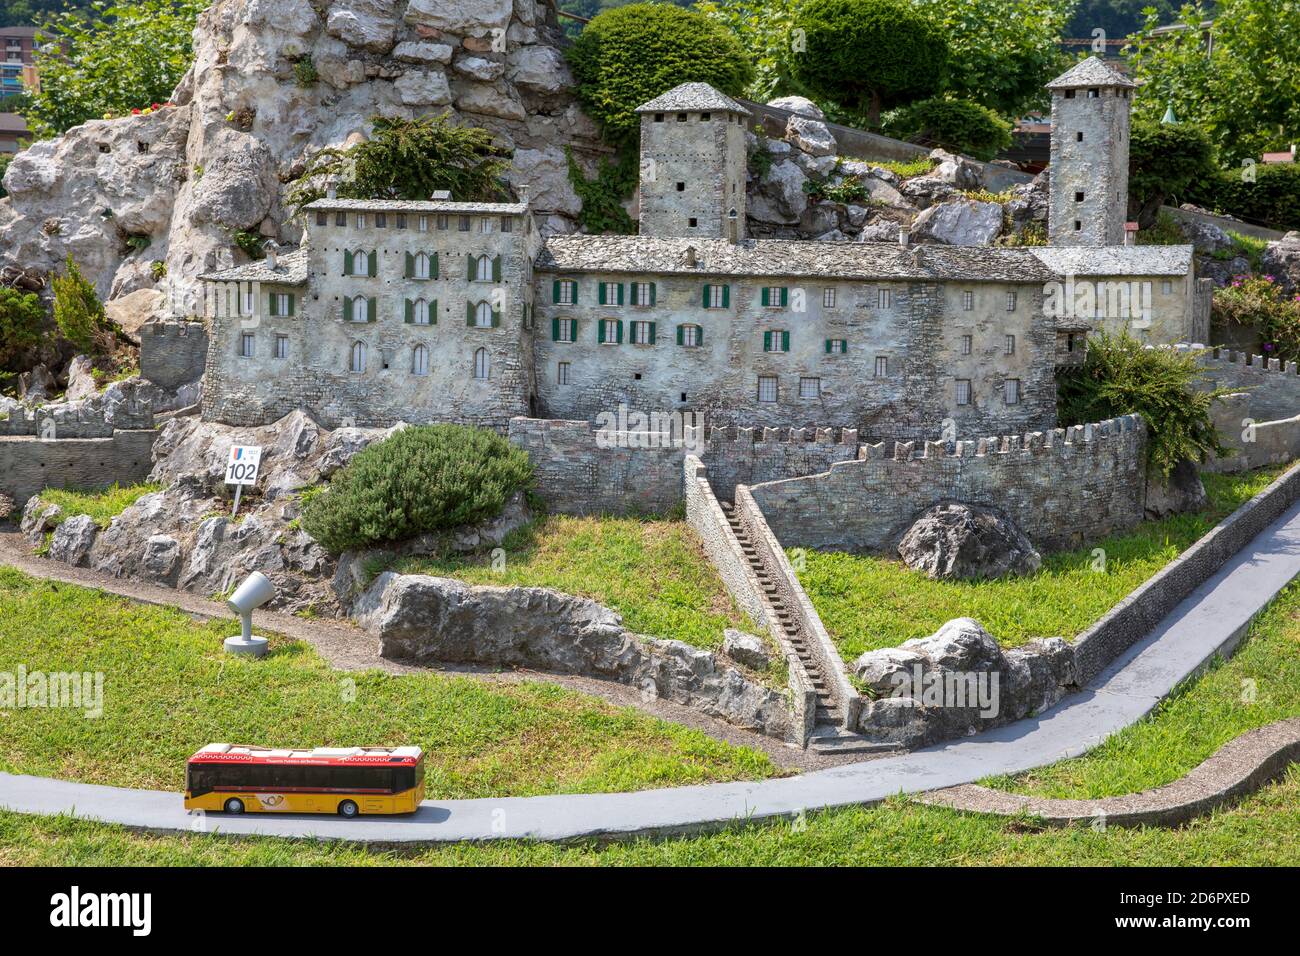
351,296,368,323
349,341,366,373
474,301,493,327
473,347,489,380
413,298,430,325
413,252,431,280
412,345,429,376
475,255,492,282
351,248,368,275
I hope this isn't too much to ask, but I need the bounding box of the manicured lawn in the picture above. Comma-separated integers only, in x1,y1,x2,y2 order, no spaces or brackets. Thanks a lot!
0,568,776,799
798,466,1287,661
394,515,749,649
37,482,162,529
986,578,1300,799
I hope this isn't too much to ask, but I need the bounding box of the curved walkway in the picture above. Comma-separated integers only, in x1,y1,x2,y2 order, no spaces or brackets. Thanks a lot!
919,717,1300,828
3,494,1300,844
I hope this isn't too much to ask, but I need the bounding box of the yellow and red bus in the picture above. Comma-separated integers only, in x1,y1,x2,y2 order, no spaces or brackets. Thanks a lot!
185,744,425,817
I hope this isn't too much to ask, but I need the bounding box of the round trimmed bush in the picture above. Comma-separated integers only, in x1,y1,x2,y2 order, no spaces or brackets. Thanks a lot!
886,96,1013,161
301,425,533,553
566,3,754,145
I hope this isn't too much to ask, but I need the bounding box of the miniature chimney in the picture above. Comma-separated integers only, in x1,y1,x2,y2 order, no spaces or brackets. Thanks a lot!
326,185,337,200
726,208,739,245
431,189,451,200
517,184,531,206
685,245,698,268
1124,221,1139,247
263,241,279,270
898,226,910,248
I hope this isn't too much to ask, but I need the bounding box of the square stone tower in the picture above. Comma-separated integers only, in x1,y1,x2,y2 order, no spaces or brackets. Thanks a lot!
1046,57,1136,247
634,82,750,240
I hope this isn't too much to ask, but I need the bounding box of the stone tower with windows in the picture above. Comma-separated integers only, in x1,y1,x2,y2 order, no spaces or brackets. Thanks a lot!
635,83,750,241
1046,57,1135,247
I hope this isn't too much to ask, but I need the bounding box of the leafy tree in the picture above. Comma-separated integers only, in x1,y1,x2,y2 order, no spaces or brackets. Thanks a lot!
1188,161,1300,232
286,113,513,213
51,255,110,354
792,0,949,125
0,285,45,369
1127,118,1217,228
566,3,753,146
1125,0,1300,164
301,425,534,553
25,0,207,139
885,96,1013,160
1066,0,1180,40
0,153,10,199
0,1,94,26
1057,331,1230,479
696,0,808,102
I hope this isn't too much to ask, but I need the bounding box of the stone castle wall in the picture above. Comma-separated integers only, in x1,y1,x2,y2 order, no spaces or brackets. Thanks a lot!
141,317,208,391
747,414,1148,554
0,432,157,510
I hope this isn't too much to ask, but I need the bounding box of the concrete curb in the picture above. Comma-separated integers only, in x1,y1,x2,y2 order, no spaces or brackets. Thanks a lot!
917,717,1300,827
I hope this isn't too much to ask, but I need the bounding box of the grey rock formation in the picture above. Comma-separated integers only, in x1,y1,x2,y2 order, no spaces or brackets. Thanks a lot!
910,200,1005,247
767,95,824,119
63,356,99,403
786,115,836,157
925,149,983,190
355,572,794,738
897,502,1042,580
1145,458,1208,519
1179,217,1234,256
1262,231,1300,295
48,515,98,567
899,176,960,210
18,364,56,403
722,628,771,670
749,160,808,225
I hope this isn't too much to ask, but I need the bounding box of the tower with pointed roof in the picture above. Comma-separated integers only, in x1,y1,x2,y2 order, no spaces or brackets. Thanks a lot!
635,82,750,240
1046,56,1136,247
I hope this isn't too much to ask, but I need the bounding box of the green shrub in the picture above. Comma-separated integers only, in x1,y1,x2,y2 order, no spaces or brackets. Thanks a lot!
0,286,46,370
301,425,534,553
793,0,949,125
51,255,110,354
1187,162,1300,232
1212,274,1300,363
1056,331,1230,479
885,96,1012,161
1127,119,1218,228
0,153,11,199
565,146,637,235
566,3,753,146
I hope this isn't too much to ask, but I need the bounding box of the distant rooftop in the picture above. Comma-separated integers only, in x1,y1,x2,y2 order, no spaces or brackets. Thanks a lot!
1046,56,1136,90
634,82,751,116
199,249,309,285
1030,245,1194,277
304,197,529,215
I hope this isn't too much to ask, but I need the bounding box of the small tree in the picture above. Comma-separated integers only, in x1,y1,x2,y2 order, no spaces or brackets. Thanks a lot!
886,96,1013,161
566,3,754,146
1127,118,1217,228
0,286,46,370
287,113,512,212
1057,331,1230,479
793,0,949,125
51,255,110,354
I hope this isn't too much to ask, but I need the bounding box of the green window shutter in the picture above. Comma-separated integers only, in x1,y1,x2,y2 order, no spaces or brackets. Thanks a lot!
616,320,624,344
763,331,772,352
342,296,350,321
267,294,277,317
492,309,501,328
405,252,413,279
782,330,790,352
368,250,377,277
572,282,579,305
650,282,656,305
840,339,847,352
571,319,578,339
431,252,439,279
722,285,730,308
367,297,377,323
781,287,789,307
617,283,625,305
492,255,502,282
404,299,413,324
825,338,832,354
287,295,295,317
552,279,561,303
648,321,656,343
598,320,606,344
467,256,476,281
430,299,438,324
466,301,475,326
344,249,353,275
696,325,704,346
552,317,560,341
761,287,770,307
598,283,607,306
676,324,684,346
702,285,710,308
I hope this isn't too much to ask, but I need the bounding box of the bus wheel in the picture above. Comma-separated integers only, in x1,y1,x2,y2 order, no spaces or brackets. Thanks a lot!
224,798,245,814
338,800,359,818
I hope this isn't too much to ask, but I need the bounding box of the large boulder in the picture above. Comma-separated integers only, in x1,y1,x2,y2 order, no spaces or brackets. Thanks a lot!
749,159,808,225
910,200,1005,247
785,115,836,157
1262,231,1300,295
48,514,99,567
767,95,824,119
1179,217,1235,256
925,148,982,190
722,629,771,670
105,288,169,341
898,502,1041,581
1145,459,1208,518
63,355,99,403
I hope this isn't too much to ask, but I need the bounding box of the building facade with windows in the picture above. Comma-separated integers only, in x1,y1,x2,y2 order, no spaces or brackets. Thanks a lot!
198,66,1199,438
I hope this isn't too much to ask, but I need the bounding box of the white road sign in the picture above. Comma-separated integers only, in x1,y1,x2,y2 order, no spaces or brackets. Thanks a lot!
224,445,263,487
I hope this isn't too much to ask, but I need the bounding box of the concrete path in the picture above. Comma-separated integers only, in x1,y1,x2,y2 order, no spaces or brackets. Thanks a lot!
4,496,1300,844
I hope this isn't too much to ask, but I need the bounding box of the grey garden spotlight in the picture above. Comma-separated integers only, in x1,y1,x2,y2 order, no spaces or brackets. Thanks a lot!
224,570,274,658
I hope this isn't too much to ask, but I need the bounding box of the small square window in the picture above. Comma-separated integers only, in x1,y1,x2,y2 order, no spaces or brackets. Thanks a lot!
877,288,892,309
315,211,327,226
418,216,430,232
239,332,255,358
681,324,700,347
335,212,347,226
1076,131,1084,142
1074,220,1083,231
501,217,513,233
676,182,686,192
677,113,687,122
874,355,888,378
1162,280,1173,294
458,216,471,232
688,217,698,228
956,379,972,406
962,291,974,311
700,112,711,121
757,375,778,403
799,377,820,399
1075,191,1085,202
631,320,654,345
396,214,407,229
375,213,387,228
654,112,664,122
556,318,574,342
1064,90,1076,99
356,214,367,229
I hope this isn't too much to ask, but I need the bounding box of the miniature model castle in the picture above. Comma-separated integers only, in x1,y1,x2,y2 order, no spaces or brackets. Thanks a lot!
198,60,1205,439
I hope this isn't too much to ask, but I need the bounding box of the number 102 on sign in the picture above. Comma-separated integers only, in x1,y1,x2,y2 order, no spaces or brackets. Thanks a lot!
225,445,262,517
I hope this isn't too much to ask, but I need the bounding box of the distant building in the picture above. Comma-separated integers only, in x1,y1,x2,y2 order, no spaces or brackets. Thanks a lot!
0,26,38,153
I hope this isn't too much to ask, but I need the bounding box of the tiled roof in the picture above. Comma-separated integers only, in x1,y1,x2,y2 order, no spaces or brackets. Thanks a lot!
1046,56,1136,90
634,82,752,116
536,236,1061,283
303,198,528,215
1030,245,1194,277
199,249,309,285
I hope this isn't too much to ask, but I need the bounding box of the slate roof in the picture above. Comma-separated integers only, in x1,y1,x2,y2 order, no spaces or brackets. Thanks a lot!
1046,56,1136,90
303,198,529,215
536,236,1061,283
1030,245,1194,277
199,249,309,285
634,82,752,116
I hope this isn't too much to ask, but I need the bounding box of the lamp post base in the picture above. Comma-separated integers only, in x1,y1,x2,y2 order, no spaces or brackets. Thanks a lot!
224,635,269,658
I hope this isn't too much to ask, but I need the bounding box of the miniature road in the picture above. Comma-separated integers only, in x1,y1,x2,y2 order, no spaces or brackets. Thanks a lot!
4,498,1300,845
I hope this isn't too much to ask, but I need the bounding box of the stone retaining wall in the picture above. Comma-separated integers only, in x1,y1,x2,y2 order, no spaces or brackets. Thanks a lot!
1206,392,1300,474
0,431,157,511
140,317,208,391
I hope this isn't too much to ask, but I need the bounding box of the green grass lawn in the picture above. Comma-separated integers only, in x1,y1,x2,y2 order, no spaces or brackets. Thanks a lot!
36,482,162,529
0,568,776,799
798,466,1287,661
394,514,749,649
